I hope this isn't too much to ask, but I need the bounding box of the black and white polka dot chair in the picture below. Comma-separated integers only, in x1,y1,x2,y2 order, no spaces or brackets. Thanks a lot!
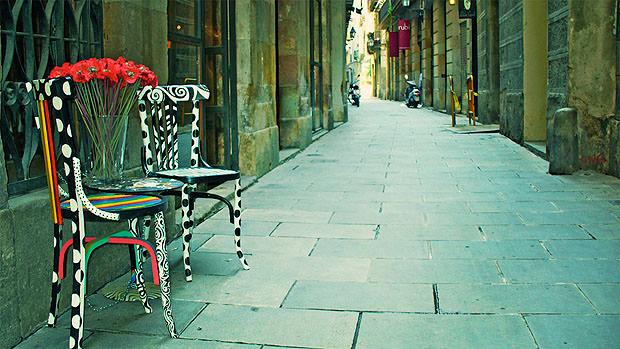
27,78,178,349
138,85,249,282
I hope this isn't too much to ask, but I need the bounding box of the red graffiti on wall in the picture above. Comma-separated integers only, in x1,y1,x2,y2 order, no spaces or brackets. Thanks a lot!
580,154,607,165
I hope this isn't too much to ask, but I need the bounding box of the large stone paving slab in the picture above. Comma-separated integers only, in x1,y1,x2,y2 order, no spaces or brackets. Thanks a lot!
248,255,371,282
283,280,434,312
525,315,620,349
581,224,620,239
310,239,429,259
369,259,502,283
356,313,536,348
184,304,358,348
239,208,333,223
577,284,620,314
14,327,93,349
431,241,550,259
171,273,294,307
426,212,523,225
519,210,620,225
56,298,205,336
378,224,483,240
84,333,259,349
200,235,317,256
480,224,591,240
271,222,376,239
438,284,595,314
194,219,279,237
169,251,245,276
543,240,620,259
499,260,620,283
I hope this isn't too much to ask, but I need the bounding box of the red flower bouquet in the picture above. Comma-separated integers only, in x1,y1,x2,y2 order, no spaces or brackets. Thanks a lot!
48,57,159,181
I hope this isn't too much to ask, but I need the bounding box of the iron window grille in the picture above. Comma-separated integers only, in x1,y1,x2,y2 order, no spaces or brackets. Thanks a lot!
0,0,103,196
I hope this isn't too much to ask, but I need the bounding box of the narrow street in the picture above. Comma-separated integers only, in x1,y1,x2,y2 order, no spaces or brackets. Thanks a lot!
21,98,620,348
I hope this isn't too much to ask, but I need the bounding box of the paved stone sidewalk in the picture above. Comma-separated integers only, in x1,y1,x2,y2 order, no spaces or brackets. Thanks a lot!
18,99,620,348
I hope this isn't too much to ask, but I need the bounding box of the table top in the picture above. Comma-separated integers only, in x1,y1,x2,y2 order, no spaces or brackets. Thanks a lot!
83,177,184,193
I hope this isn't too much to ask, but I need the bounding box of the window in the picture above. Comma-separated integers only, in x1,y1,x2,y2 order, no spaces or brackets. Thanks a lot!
0,0,103,195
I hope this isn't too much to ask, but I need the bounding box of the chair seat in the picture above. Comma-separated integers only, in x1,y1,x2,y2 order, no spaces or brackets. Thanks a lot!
155,167,240,184
61,193,167,220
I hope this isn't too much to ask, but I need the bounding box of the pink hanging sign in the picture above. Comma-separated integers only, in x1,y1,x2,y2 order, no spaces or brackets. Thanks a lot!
389,31,399,57
398,19,411,50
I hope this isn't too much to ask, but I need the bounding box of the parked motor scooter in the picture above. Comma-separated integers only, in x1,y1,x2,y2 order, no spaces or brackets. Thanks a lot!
348,79,361,107
404,74,420,108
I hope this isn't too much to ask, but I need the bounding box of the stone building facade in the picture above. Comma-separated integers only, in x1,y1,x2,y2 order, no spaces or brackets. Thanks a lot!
371,0,481,120
369,0,620,178
0,0,348,347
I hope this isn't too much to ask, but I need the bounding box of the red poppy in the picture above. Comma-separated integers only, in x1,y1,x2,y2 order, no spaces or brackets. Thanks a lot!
49,62,72,78
49,57,157,87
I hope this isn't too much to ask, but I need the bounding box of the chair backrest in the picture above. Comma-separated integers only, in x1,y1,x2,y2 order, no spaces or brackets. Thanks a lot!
27,78,77,224
137,85,210,172
27,77,120,222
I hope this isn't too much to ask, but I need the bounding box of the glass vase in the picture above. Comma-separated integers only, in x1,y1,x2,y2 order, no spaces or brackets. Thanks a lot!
83,114,129,184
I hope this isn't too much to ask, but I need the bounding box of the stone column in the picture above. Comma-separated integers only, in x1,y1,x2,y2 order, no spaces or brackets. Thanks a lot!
236,0,280,176
422,7,433,106
411,17,422,79
477,0,500,124
432,0,446,110
277,0,312,149
522,0,548,142
320,0,332,130
567,0,616,173
328,0,348,123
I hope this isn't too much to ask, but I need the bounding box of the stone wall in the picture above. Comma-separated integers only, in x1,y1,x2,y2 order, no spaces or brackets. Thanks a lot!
432,0,446,111
236,0,280,177
328,0,348,124
277,0,312,149
547,0,569,121
498,0,523,143
422,7,434,106
477,0,500,124
567,0,616,173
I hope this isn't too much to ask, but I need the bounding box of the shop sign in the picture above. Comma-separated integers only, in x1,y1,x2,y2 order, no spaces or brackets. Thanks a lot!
389,31,399,57
398,19,411,50
459,0,477,19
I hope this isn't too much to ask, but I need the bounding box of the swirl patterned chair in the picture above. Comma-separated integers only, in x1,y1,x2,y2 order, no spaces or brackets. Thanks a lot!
137,84,249,282
27,78,177,349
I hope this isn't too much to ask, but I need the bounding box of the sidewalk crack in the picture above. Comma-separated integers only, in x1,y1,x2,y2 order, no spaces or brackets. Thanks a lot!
522,315,541,349
495,260,509,284
432,284,441,314
279,280,298,308
373,225,381,240
350,313,364,349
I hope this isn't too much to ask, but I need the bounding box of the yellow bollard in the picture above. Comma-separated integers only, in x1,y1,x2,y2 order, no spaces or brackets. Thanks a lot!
467,74,478,126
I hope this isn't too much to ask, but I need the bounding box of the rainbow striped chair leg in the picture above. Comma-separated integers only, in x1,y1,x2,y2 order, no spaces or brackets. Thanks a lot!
129,218,152,313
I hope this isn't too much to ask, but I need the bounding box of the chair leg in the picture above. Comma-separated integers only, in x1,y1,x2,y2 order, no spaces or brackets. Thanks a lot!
181,184,195,282
69,222,86,349
129,218,151,314
234,179,250,270
153,211,178,338
48,224,63,327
